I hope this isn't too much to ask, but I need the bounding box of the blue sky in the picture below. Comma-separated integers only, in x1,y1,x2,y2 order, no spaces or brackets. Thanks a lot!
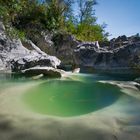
95,0,140,39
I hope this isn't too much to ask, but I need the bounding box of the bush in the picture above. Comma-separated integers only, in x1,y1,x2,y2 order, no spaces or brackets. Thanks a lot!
5,27,25,40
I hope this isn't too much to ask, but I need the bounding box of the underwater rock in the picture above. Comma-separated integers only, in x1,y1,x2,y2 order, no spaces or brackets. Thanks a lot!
31,74,44,80
72,68,80,73
21,66,65,78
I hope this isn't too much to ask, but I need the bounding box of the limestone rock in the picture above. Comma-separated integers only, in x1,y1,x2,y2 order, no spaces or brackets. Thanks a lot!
74,35,140,74
0,23,61,72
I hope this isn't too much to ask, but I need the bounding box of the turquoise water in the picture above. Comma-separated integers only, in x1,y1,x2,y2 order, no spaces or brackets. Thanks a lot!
23,74,124,117
0,73,138,117
0,73,140,140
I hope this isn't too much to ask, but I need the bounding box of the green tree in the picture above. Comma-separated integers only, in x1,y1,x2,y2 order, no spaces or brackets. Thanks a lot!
45,0,66,30
0,0,23,23
0,0,109,41
77,0,97,24
74,0,108,41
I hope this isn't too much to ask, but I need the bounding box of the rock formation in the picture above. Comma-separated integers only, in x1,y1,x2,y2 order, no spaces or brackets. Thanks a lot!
74,35,140,74
26,30,140,74
0,22,61,73
1,20,140,75
28,32,79,67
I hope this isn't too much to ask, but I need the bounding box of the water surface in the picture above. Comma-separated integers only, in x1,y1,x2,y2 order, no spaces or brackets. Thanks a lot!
0,73,140,140
23,75,124,117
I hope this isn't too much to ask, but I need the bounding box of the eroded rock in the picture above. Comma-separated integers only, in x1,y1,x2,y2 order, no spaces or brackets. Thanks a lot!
74,35,140,74
0,23,61,72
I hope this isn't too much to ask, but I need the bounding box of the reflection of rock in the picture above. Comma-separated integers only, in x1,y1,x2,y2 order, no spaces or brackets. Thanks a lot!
22,67,65,78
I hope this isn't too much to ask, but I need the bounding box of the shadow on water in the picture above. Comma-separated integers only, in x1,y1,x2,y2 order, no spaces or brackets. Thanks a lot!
23,80,123,117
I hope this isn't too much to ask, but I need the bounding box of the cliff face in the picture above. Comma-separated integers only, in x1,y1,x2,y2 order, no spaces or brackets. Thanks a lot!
35,31,140,74
1,20,140,74
0,22,61,72
29,32,80,66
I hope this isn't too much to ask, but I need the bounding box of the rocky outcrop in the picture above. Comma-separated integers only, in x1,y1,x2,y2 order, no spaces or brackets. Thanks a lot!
74,35,140,74
52,32,79,65
10,40,61,72
29,30,140,74
29,32,79,67
1,20,140,75
0,22,61,72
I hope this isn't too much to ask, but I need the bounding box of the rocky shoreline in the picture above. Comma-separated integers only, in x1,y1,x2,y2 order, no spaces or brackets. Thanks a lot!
0,22,61,77
74,35,140,74
1,21,140,77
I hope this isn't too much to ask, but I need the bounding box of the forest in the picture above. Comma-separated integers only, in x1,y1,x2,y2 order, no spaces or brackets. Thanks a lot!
0,0,109,41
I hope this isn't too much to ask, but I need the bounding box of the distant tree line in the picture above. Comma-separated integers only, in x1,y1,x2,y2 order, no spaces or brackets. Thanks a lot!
0,0,109,41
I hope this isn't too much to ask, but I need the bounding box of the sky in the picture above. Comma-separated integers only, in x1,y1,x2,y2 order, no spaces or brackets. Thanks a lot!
95,0,140,39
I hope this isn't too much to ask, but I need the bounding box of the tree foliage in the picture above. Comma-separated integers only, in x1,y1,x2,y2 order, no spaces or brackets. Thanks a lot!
0,0,109,41
77,0,97,24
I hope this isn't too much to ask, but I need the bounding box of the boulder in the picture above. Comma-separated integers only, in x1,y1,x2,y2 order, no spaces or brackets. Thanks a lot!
10,51,60,72
10,40,61,72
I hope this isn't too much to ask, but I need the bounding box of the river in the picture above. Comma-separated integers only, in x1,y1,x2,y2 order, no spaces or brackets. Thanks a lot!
0,73,140,140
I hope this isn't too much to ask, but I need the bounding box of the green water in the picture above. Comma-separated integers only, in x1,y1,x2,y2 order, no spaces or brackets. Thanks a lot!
23,77,123,117
0,73,137,117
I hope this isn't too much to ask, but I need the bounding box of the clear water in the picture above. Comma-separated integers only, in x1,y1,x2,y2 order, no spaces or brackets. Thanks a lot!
23,74,124,117
0,73,140,140
0,73,138,117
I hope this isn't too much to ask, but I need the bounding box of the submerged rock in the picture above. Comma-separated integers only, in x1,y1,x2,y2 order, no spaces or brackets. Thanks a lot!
22,67,65,78
31,74,44,80
72,68,80,73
